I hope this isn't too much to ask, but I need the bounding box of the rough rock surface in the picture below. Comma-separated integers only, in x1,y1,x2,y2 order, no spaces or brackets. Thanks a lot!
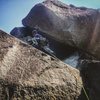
0,30,82,100
22,0,100,59
79,60,100,100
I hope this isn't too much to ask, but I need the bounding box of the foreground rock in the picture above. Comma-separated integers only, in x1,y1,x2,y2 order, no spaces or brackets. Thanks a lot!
22,0,100,59
0,30,82,100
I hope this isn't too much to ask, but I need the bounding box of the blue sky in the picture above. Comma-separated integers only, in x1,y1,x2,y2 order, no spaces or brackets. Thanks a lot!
0,0,100,33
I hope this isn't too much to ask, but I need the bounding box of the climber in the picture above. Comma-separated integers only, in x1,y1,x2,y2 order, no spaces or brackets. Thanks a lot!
32,30,47,47
32,29,55,57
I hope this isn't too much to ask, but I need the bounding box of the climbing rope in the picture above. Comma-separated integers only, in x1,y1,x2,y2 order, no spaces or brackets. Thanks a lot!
82,86,90,100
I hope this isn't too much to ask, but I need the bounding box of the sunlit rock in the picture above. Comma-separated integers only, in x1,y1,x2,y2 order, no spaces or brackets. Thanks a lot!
0,30,82,100
22,0,100,59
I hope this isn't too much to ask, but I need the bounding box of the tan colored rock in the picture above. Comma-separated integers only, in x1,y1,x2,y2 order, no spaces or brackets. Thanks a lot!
0,30,82,99
22,0,100,59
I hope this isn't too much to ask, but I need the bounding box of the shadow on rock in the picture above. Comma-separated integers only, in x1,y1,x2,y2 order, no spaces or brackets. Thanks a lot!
78,60,100,100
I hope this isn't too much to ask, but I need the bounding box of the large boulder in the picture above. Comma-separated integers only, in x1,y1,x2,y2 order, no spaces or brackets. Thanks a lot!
0,30,82,100
22,0,100,59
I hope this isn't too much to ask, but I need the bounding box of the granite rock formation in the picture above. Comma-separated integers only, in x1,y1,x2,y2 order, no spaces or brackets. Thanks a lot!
22,0,100,59
0,30,82,100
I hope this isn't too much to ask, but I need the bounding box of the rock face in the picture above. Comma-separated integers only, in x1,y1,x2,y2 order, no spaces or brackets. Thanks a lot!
79,60,100,100
0,30,82,100
22,0,100,59
10,26,79,61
